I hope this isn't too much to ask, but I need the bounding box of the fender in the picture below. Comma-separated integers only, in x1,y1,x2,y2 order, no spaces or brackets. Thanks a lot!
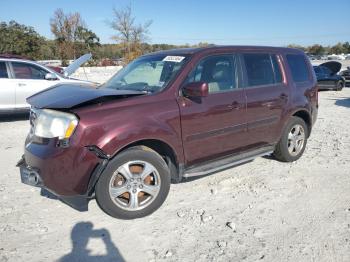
278,107,312,140
96,120,184,164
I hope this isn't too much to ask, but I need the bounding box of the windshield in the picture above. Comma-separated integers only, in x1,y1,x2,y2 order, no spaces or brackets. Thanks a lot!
101,54,188,93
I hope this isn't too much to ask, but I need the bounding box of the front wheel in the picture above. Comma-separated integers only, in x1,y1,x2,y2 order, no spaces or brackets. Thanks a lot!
274,117,308,162
95,146,171,219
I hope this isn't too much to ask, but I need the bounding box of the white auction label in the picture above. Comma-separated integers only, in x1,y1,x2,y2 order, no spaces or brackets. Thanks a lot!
162,56,185,63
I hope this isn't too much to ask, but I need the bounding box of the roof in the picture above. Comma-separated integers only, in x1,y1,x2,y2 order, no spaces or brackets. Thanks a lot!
144,45,303,56
0,57,37,63
143,45,304,57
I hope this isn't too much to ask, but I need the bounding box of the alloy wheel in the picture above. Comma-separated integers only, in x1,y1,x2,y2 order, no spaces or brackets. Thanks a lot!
287,124,305,156
108,161,161,211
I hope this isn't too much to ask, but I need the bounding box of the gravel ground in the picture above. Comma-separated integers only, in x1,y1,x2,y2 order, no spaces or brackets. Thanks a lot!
0,88,350,262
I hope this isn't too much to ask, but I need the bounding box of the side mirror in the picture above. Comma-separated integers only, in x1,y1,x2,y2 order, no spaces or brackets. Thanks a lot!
45,73,58,81
182,82,209,98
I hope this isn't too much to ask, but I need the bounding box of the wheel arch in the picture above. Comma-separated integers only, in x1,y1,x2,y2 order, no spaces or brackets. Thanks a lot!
113,139,181,182
291,109,312,137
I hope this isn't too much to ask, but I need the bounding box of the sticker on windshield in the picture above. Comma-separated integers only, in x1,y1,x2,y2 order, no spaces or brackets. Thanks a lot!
163,56,185,63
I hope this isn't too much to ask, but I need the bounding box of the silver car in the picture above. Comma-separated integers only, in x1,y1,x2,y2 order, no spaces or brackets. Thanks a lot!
0,54,94,113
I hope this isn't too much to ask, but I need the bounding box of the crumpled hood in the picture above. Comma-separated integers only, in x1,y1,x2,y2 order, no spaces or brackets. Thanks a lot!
27,83,144,109
319,61,342,75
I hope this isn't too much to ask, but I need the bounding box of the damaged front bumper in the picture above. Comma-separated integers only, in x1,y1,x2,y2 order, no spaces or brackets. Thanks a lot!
17,144,109,212
17,156,92,211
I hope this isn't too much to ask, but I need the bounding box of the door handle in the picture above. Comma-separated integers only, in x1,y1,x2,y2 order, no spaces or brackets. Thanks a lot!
18,83,26,87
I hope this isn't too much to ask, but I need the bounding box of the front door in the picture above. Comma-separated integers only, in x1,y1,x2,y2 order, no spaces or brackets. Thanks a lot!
178,54,247,166
9,61,56,109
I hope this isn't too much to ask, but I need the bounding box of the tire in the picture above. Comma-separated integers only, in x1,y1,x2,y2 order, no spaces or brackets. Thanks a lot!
336,81,344,91
274,117,308,162
95,146,171,219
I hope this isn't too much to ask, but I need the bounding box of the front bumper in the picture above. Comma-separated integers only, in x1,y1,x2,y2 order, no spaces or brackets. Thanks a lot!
17,156,91,211
17,136,110,212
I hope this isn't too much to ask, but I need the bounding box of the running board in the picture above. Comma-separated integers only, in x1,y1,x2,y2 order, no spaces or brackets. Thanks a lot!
183,146,274,178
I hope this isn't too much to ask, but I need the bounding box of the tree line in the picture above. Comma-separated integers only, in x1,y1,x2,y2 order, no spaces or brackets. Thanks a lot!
0,6,349,66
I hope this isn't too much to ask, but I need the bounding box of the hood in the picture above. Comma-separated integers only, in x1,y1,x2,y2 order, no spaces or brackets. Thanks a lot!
27,84,144,109
63,53,92,77
319,61,342,75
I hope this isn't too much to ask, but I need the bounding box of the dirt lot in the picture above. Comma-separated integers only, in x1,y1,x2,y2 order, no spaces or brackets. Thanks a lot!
0,88,350,262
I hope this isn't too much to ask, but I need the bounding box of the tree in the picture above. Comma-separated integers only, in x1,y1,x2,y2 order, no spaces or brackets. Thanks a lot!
287,44,307,52
0,20,44,59
110,5,152,63
308,44,325,55
75,26,101,57
330,42,346,54
38,40,59,60
50,9,87,64
342,42,350,54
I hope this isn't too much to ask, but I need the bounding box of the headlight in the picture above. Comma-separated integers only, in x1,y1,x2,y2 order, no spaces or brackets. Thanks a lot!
33,109,79,139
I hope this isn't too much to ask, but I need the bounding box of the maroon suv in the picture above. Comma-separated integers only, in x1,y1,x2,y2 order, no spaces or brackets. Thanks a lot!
18,46,318,219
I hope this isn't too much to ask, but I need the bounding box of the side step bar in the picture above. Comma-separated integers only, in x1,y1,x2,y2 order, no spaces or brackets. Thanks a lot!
183,146,274,178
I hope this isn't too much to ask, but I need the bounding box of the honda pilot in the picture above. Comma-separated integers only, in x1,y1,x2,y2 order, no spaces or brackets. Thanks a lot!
18,46,318,219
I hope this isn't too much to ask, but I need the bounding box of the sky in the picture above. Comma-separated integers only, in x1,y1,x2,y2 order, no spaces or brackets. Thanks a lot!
1,0,349,46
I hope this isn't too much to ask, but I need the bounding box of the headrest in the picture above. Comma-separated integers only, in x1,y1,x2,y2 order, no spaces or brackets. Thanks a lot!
212,64,230,82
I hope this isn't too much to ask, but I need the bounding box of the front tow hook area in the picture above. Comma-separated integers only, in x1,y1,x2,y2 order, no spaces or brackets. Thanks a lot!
19,164,43,187
17,156,43,187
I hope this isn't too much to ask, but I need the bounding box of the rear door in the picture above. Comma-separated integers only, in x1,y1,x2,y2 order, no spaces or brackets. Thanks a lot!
0,61,16,111
241,53,288,146
9,61,57,109
178,54,247,166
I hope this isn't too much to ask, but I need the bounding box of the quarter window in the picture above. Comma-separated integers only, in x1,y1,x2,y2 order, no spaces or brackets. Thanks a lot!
286,54,309,83
271,55,283,83
186,55,236,94
12,62,48,80
0,62,8,78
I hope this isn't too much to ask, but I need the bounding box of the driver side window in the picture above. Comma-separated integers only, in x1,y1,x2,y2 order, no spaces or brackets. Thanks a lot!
12,62,49,80
185,55,236,94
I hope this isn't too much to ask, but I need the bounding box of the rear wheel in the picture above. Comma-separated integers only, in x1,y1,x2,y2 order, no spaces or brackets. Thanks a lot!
336,81,344,91
95,146,171,219
274,117,308,162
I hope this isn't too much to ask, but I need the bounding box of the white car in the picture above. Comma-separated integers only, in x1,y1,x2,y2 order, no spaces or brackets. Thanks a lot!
0,54,95,113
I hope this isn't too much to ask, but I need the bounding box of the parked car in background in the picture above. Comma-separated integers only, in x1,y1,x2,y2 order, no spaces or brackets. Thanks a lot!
327,54,346,60
0,54,64,74
340,66,350,86
18,46,318,219
308,54,321,60
313,61,345,91
0,54,95,113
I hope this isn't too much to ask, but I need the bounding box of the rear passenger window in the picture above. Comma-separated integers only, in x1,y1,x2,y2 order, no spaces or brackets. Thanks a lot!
243,53,282,87
186,55,236,94
286,54,309,82
0,62,8,78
